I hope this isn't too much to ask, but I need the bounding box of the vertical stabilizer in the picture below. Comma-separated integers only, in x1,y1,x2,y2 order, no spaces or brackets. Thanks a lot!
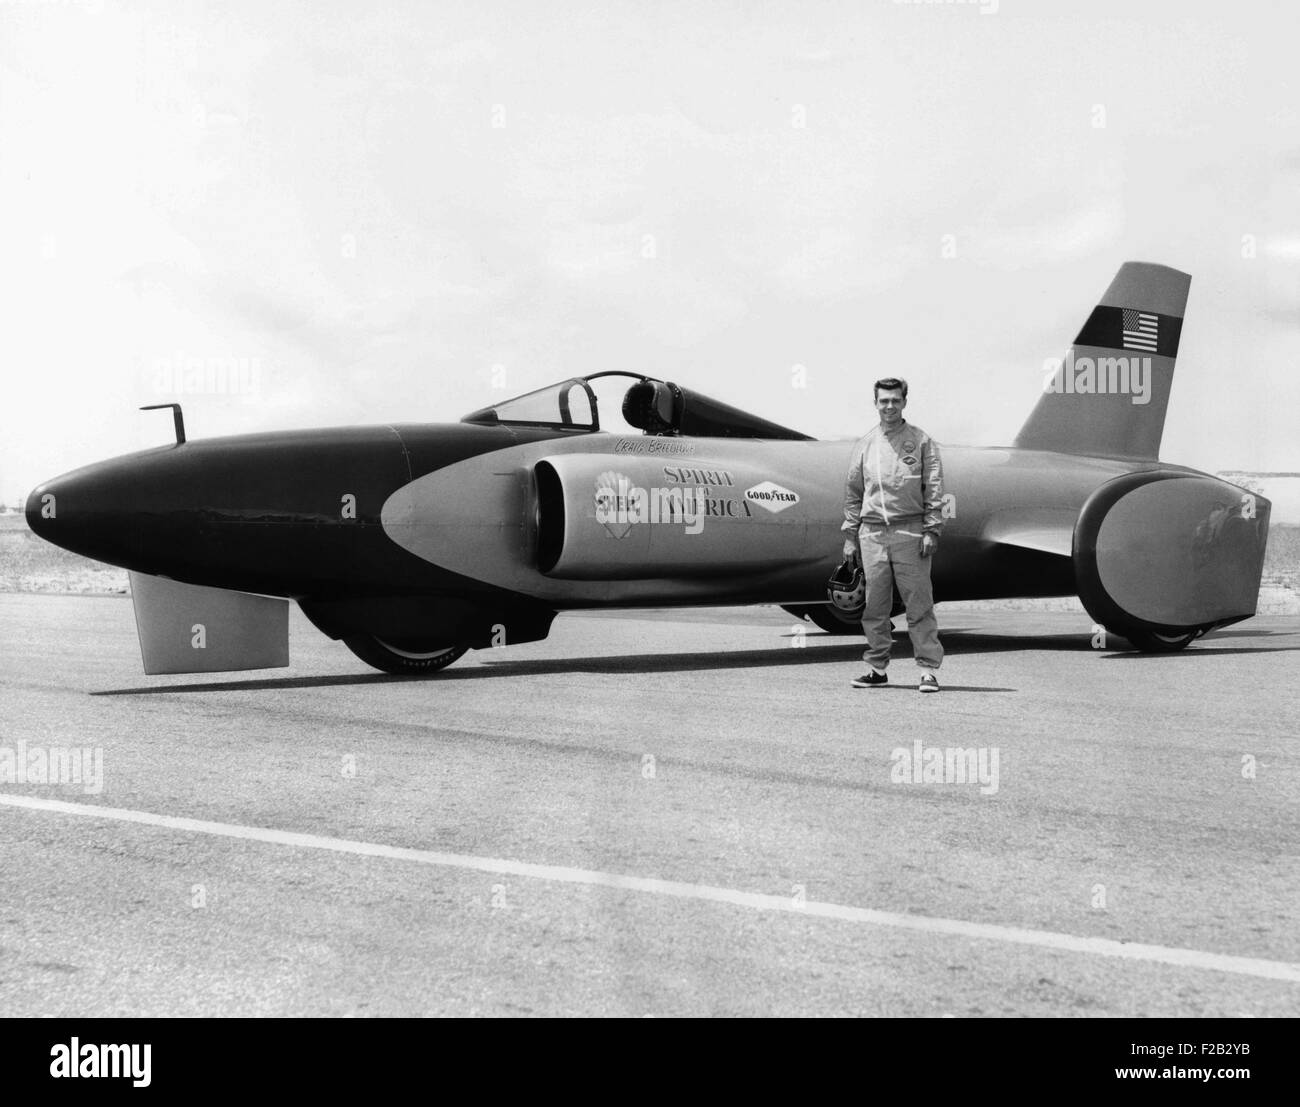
1015,262,1191,460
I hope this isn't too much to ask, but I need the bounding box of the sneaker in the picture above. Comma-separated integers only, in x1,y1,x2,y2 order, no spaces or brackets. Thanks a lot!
852,670,888,688
918,673,939,693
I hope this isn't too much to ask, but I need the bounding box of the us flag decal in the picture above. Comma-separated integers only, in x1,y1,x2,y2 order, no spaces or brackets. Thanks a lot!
1073,305,1183,357
1121,309,1159,352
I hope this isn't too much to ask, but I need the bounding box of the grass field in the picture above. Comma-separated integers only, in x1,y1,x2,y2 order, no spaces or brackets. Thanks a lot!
0,513,129,594
1262,522,1300,592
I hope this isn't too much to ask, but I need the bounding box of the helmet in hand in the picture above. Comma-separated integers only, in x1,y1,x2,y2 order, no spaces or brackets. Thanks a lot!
827,558,865,616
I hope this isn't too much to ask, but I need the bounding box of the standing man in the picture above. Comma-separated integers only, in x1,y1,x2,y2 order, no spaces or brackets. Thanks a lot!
842,377,945,692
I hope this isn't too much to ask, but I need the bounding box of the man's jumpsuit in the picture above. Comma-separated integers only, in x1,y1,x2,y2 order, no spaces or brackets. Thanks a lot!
841,421,945,672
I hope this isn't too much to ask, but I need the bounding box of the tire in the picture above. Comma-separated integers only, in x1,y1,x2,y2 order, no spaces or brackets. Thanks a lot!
783,590,907,635
1122,629,1199,653
342,634,468,675
782,603,862,636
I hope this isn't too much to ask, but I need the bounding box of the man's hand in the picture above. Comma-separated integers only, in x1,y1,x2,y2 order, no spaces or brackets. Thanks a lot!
920,532,938,558
842,538,860,565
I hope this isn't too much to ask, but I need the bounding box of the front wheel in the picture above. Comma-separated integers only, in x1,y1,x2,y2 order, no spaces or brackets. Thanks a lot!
342,634,468,675
1122,629,1200,653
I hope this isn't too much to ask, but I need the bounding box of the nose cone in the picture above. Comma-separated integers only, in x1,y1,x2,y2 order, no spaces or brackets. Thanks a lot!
24,456,151,567
25,424,427,590
24,483,56,541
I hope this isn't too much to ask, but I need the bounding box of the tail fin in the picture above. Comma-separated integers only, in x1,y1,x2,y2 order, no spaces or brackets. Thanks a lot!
1014,261,1191,460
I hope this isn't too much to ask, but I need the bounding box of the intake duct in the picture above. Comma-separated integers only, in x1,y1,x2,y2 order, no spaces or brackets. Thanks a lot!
534,453,811,580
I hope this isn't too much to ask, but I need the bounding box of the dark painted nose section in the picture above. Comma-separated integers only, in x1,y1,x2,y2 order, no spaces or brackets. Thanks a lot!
23,425,488,598
24,485,54,541
25,430,406,588
24,420,523,600
25,452,157,567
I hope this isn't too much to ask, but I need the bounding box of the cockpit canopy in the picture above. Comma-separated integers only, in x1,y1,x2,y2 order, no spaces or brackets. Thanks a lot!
460,371,811,440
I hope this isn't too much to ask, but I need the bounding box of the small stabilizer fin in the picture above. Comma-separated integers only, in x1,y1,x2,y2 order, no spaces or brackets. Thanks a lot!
129,572,289,675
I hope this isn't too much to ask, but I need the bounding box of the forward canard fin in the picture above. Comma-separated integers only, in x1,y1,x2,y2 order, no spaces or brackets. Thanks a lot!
129,572,289,675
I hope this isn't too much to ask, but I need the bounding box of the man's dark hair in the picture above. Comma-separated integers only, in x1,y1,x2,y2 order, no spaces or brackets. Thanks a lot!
874,377,909,400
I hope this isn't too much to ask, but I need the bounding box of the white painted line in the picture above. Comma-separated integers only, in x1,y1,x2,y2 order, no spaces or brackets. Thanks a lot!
3,791,1298,985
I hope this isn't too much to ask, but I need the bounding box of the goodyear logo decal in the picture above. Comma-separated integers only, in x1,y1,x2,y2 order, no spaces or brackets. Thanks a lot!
744,481,799,514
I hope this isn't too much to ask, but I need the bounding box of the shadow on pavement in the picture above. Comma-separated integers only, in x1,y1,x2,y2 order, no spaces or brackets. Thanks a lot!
90,625,1294,695
1101,646,1300,659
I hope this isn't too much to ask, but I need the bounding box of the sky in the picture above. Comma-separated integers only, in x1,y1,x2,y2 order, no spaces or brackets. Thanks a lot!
2,0,1298,509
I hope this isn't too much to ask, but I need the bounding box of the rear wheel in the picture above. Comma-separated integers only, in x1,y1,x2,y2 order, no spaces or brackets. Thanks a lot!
342,634,468,675
1123,629,1199,653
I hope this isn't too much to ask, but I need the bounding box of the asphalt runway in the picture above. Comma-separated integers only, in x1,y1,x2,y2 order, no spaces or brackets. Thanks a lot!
0,592,1297,1017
